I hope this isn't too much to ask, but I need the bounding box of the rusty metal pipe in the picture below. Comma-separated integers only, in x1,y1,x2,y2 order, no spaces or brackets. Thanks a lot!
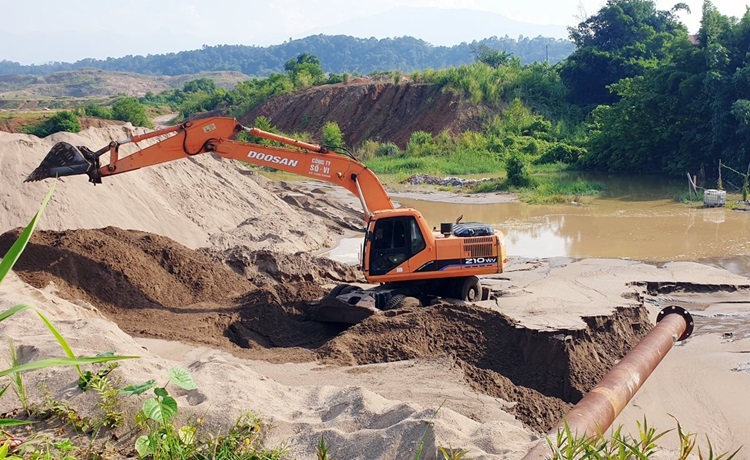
522,306,694,460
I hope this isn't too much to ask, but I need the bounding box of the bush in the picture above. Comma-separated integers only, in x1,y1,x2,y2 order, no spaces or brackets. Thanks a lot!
536,143,587,164
322,121,345,149
407,131,439,157
24,111,82,137
112,97,152,128
506,151,532,187
82,103,113,119
377,142,401,156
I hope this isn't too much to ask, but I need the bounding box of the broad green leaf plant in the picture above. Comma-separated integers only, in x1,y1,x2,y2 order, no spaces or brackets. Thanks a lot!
0,182,137,428
123,367,199,458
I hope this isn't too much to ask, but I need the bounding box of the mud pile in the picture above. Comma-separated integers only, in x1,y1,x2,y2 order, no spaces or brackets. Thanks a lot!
0,227,651,432
318,303,649,431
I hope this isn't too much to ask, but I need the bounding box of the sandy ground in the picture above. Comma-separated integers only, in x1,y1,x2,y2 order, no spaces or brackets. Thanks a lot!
1,125,749,458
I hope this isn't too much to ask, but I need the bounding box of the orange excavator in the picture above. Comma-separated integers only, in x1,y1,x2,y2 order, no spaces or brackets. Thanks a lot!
26,117,507,322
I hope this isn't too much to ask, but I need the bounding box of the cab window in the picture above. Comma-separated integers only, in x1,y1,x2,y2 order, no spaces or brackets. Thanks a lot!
369,216,425,275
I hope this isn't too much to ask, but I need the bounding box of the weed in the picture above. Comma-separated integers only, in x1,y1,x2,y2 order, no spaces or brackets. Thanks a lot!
0,439,22,460
543,418,741,460
34,390,94,434
207,412,289,459
0,182,136,432
7,341,28,415
438,445,470,459
87,374,124,430
316,434,331,460
126,368,198,458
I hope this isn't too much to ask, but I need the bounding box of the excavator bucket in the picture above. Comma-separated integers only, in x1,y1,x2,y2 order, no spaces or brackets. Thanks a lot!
25,142,96,182
311,290,380,324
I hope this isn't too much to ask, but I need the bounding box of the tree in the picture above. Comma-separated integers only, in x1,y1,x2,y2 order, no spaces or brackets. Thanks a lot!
182,78,216,93
284,52,325,87
112,97,152,128
580,1,750,176
506,151,532,187
560,0,688,106
24,111,81,137
470,44,513,68
83,103,113,119
322,121,344,149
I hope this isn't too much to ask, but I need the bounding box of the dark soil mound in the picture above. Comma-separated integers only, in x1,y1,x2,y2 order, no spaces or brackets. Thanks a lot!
0,227,340,355
1,227,651,432
318,303,650,432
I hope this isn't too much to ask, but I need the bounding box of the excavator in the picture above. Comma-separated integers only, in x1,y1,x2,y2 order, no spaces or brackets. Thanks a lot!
25,116,507,323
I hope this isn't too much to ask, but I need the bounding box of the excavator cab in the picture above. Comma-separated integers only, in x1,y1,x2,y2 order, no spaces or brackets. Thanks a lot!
367,215,426,276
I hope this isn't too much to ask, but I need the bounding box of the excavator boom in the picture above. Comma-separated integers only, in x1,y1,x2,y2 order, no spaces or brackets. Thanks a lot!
26,117,395,219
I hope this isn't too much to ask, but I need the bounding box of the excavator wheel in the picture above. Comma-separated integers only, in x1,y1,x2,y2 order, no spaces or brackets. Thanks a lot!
328,283,357,297
383,294,421,310
460,276,481,302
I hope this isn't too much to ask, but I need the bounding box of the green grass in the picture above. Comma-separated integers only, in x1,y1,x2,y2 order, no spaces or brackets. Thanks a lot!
366,151,505,176
521,177,604,204
467,170,603,204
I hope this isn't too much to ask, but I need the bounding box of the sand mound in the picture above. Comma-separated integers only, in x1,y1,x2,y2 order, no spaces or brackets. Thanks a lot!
0,228,355,358
0,126,360,253
0,272,535,459
318,303,650,432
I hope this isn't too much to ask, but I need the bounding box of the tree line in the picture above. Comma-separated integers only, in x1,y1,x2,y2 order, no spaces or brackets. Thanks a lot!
0,35,573,77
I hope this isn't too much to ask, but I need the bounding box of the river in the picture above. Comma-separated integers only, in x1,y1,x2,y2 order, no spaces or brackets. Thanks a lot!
325,176,750,277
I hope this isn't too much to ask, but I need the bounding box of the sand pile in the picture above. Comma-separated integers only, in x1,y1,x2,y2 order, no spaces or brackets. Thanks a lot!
0,271,535,459
0,126,360,253
0,226,655,435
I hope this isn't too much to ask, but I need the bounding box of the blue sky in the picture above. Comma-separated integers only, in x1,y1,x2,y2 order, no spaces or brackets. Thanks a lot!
0,0,747,65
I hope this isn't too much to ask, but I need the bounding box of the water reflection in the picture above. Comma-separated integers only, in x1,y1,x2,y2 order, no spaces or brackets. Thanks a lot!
395,190,750,277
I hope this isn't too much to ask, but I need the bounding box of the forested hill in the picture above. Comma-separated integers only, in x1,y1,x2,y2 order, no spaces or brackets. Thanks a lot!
0,35,574,77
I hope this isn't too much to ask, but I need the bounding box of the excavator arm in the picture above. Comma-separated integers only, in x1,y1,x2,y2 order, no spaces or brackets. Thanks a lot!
25,116,395,219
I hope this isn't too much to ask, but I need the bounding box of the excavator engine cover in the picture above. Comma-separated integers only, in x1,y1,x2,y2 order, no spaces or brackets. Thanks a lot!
25,142,97,183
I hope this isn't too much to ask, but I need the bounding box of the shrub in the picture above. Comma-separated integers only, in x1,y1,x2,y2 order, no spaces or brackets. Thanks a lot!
506,151,532,187
322,121,345,150
112,97,152,128
536,143,587,164
377,142,401,156
24,111,81,137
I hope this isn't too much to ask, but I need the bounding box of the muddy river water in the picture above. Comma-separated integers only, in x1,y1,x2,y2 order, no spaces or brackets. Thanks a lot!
397,196,750,276
326,177,750,277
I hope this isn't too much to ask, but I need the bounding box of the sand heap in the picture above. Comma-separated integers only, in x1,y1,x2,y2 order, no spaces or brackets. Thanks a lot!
0,226,651,434
0,125,361,252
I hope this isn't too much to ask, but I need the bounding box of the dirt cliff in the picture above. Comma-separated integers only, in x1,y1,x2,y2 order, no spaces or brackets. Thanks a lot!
242,79,487,148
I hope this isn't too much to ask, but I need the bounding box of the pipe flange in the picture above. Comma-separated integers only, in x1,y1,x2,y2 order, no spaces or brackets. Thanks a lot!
656,305,694,341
